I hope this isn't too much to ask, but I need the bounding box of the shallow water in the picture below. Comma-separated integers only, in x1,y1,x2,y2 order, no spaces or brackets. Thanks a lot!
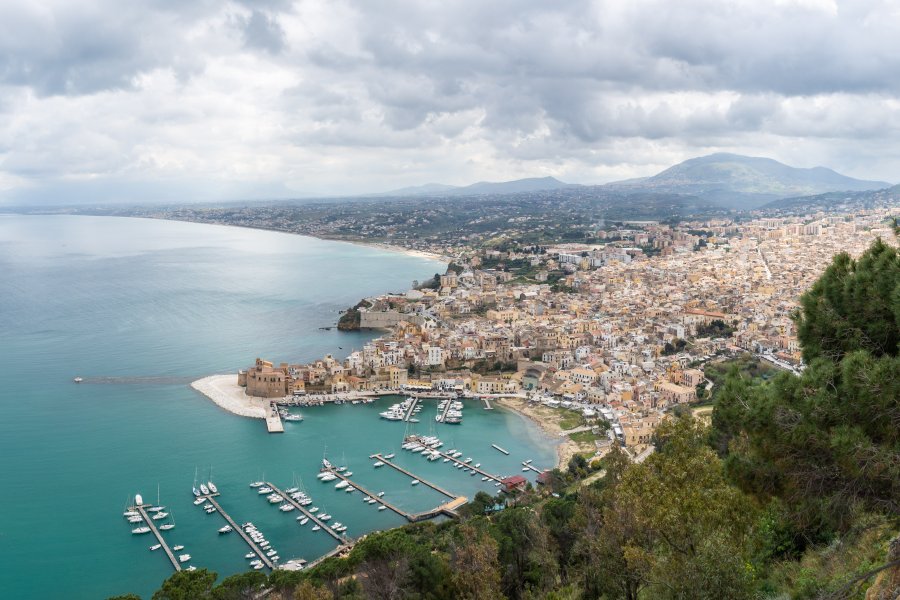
0,214,557,599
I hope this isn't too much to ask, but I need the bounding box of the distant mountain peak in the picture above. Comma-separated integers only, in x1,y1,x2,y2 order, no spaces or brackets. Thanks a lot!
609,153,890,210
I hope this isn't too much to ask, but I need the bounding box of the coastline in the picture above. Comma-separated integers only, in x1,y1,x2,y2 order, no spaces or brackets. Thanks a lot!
493,397,588,469
191,374,269,418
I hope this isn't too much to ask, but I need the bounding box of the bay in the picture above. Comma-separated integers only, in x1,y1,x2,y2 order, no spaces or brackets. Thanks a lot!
0,214,557,599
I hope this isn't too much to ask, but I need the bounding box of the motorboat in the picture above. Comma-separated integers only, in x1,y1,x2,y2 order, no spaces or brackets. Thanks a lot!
186,566,197,572
152,512,168,520
245,553,255,559
150,544,161,551
319,514,331,521
312,525,321,531
285,487,299,494
123,511,139,517
250,481,264,487
319,473,337,482
73,377,83,383
378,505,387,511
128,516,143,524
205,507,216,514
219,525,233,534
377,492,384,497
474,463,481,468
132,527,151,534
284,414,303,422
159,523,175,530
279,504,295,512
298,517,309,525
384,453,395,459
193,498,205,506
135,494,144,505
174,546,185,551
309,507,319,513
411,480,420,486
178,554,191,563
334,481,349,490
258,487,273,494
482,476,489,481
345,487,355,493
148,506,166,512
344,471,353,477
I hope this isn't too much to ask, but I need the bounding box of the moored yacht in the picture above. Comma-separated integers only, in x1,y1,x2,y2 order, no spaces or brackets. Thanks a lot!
207,482,218,494
199,483,210,495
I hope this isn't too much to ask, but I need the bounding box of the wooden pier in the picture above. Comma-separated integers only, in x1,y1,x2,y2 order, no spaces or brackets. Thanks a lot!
264,482,344,543
134,504,181,572
402,398,419,422
369,454,457,499
200,494,274,570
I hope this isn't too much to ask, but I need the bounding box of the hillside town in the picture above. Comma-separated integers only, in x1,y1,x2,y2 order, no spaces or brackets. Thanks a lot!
236,207,897,465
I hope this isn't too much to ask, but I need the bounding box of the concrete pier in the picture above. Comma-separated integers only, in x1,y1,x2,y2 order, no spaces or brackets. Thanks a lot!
265,403,284,433
402,397,419,422
133,504,181,572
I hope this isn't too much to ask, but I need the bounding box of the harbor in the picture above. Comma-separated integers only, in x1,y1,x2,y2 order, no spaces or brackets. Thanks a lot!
198,492,276,570
263,482,345,543
130,501,182,573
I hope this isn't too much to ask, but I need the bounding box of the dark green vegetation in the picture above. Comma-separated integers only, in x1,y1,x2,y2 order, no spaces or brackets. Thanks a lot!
121,238,899,599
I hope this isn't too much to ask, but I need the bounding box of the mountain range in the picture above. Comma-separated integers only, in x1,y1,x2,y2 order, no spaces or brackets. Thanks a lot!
375,153,890,210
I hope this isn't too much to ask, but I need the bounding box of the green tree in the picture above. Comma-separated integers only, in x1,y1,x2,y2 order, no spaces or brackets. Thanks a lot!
450,524,504,600
211,571,267,599
794,237,899,363
293,580,334,600
107,595,142,600
152,569,217,600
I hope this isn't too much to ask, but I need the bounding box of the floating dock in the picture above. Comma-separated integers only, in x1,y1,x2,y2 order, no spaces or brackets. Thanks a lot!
436,399,454,423
325,466,466,522
199,493,274,569
438,451,503,482
521,461,544,474
264,482,344,543
402,398,419,422
491,444,509,455
133,503,181,572
369,454,457,499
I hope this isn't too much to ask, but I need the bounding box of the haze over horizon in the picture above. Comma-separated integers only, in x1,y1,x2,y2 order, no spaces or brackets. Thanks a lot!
2,0,899,205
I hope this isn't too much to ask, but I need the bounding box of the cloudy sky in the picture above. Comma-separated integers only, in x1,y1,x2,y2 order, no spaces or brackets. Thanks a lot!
1,0,898,204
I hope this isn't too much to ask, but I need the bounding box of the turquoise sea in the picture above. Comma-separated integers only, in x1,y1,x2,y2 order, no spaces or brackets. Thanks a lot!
0,215,557,599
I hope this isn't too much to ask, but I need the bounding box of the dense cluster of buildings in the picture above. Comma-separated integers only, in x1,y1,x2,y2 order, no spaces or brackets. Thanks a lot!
239,207,896,458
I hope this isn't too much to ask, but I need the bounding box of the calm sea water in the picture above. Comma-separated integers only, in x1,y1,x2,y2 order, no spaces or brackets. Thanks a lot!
0,215,557,599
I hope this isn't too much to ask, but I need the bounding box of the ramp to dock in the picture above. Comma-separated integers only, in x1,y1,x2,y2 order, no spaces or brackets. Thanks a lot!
134,504,181,572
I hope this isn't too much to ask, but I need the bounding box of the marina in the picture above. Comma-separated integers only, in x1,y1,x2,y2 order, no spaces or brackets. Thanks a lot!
131,501,181,572
369,453,458,499
264,482,344,542
197,492,275,570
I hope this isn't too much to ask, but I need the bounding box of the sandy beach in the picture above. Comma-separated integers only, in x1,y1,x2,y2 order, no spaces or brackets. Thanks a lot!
340,239,450,263
191,374,272,418
494,397,595,469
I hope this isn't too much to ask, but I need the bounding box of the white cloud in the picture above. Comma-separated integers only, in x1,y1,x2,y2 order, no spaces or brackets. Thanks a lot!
0,0,897,204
